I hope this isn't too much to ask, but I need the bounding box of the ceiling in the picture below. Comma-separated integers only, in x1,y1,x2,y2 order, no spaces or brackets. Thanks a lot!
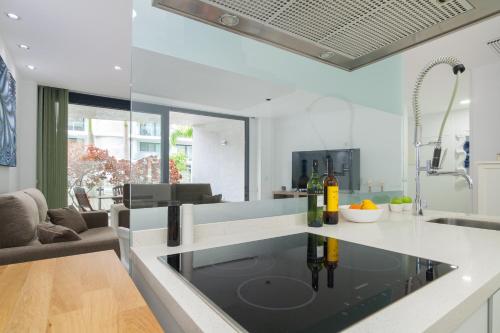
132,48,295,111
0,0,499,116
0,0,132,99
170,112,242,130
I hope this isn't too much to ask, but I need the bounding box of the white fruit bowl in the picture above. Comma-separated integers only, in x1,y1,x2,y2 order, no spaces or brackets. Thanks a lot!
340,205,384,223
403,203,413,211
389,203,404,212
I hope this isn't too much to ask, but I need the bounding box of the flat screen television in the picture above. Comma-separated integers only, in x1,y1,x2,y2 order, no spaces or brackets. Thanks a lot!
292,149,360,192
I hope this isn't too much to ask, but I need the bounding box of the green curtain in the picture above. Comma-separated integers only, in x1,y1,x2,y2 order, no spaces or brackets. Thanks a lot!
36,86,69,208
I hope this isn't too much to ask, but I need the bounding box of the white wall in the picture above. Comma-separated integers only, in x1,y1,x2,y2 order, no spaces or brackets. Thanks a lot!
256,117,275,200
470,62,500,212
248,118,259,201
262,97,403,195
471,63,500,163
16,79,38,190
0,32,38,193
191,121,245,202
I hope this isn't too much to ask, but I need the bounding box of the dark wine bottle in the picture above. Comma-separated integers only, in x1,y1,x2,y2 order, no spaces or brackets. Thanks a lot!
307,160,324,227
323,157,339,225
307,234,324,291
324,237,339,289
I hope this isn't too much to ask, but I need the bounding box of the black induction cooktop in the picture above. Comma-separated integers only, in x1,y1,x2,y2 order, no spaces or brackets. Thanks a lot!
158,233,455,333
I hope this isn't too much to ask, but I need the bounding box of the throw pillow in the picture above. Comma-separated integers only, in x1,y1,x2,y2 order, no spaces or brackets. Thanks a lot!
23,188,49,223
200,194,222,204
48,207,88,233
37,222,81,244
0,192,38,248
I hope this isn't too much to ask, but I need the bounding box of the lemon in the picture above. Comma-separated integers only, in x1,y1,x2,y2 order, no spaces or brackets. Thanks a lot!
361,199,378,210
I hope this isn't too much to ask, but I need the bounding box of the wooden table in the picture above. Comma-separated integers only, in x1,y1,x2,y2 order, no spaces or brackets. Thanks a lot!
0,251,163,332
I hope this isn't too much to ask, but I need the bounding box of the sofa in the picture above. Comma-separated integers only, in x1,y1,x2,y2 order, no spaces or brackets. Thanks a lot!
0,188,120,266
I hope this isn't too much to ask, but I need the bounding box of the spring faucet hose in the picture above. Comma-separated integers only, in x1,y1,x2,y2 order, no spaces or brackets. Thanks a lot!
412,56,465,168
412,56,465,133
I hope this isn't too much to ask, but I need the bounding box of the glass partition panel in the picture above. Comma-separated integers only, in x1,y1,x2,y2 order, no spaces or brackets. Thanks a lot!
129,0,404,254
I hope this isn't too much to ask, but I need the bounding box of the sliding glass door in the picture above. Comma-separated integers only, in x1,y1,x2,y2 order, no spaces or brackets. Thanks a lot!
67,103,131,210
67,96,249,210
131,102,249,202
169,111,246,202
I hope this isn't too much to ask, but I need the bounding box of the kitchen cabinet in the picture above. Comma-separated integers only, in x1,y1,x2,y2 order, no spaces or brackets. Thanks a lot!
453,301,488,333
453,288,500,333
491,288,500,333
476,161,500,216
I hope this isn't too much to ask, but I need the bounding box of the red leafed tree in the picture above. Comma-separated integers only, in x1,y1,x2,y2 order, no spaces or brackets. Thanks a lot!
131,155,160,184
169,159,182,184
68,142,182,205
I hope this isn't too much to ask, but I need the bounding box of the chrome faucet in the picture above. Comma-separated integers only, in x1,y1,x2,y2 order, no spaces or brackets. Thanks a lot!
414,142,473,215
412,57,472,216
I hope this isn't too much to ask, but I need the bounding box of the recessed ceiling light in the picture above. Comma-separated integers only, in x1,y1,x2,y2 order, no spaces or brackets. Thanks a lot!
114,65,122,71
26,65,36,70
460,99,471,105
18,44,30,50
5,12,20,20
462,275,472,282
320,51,335,60
219,14,239,27
132,9,137,19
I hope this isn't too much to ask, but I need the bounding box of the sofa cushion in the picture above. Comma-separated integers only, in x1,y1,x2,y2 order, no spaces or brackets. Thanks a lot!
79,227,121,256
37,222,81,244
0,192,38,248
23,188,49,223
48,207,88,233
0,227,120,265
172,183,212,204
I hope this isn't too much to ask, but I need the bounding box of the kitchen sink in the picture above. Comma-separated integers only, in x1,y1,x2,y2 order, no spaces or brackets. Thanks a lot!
426,218,500,231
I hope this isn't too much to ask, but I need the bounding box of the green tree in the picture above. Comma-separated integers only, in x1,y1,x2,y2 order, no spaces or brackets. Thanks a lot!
170,151,187,172
170,127,193,146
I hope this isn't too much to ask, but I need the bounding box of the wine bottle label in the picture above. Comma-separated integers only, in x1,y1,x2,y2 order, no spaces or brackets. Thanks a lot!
327,238,339,262
317,245,324,258
317,195,324,208
326,186,339,212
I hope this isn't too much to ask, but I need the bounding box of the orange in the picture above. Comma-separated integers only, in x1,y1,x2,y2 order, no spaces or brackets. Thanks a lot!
349,203,362,209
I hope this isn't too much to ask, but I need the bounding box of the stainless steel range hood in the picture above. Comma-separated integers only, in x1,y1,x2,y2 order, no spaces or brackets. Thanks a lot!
152,0,500,71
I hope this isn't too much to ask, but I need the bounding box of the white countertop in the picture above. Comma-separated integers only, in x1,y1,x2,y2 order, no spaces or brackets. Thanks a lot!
131,209,500,333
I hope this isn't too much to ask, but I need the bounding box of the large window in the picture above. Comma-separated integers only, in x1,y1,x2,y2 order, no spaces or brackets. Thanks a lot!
139,142,161,153
67,97,162,209
139,122,160,136
68,118,85,131
67,95,250,208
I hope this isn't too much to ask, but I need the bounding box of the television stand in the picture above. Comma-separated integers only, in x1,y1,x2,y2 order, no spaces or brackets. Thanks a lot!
272,190,308,199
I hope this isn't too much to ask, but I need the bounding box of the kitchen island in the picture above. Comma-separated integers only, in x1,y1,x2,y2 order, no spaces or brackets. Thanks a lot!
131,208,500,333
